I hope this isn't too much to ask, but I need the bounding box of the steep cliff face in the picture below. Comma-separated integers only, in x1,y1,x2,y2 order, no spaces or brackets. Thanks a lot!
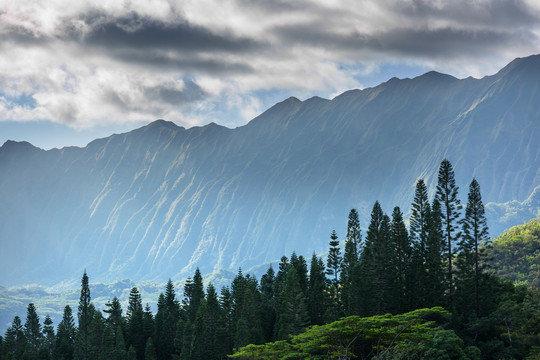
1,55,539,286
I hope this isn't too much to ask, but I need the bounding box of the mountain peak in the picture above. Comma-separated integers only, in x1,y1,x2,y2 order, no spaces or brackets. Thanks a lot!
145,119,179,129
304,96,329,104
0,140,41,153
284,96,301,103
414,70,457,83
496,54,540,77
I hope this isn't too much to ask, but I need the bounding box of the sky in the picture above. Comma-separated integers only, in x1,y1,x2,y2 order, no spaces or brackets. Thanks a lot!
1,0,540,150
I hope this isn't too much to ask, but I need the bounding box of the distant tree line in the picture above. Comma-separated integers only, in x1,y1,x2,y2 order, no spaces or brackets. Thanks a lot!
1,159,539,359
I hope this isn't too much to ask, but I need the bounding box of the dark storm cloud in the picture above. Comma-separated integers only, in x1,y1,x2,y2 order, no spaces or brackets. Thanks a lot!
107,48,254,74
104,79,208,112
377,27,536,57
396,0,540,28
235,0,315,13
0,24,50,46
273,21,538,58
145,80,208,106
77,12,261,52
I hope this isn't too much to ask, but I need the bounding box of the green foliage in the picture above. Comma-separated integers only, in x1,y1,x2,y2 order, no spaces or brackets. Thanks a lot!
230,307,452,359
488,217,540,287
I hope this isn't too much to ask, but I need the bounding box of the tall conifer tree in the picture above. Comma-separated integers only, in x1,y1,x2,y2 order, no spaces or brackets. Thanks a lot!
326,230,342,320
457,178,489,317
126,288,145,360
308,254,327,325
424,198,445,307
435,159,462,309
275,268,310,339
103,297,124,345
260,266,276,342
160,280,179,360
409,179,431,307
42,315,55,360
341,209,361,315
389,207,410,313
361,201,393,315
5,316,25,360
75,271,94,360
24,303,42,355
290,253,308,295
56,306,75,360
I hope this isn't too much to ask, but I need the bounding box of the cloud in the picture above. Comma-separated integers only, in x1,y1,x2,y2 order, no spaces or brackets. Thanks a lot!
0,0,539,131
79,12,260,52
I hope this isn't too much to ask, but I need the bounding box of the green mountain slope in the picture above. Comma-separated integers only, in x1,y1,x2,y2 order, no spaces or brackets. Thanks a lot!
488,218,540,287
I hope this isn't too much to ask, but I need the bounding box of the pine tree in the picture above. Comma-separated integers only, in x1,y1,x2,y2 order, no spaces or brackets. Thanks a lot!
260,266,276,342
326,230,342,320
144,337,157,360
4,316,26,360
154,293,166,360
75,271,94,360
389,206,411,313
274,256,290,300
341,209,362,316
185,269,205,323
457,178,489,317
361,202,393,315
203,283,222,359
219,287,234,355
103,297,124,346
409,179,432,308
275,267,310,340
126,288,144,360
307,254,327,325
55,306,75,360
326,230,341,286
426,198,445,307
127,345,136,360
42,315,55,360
435,159,462,309
238,275,264,347
24,303,42,356
100,324,115,360
88,311,104,360
113,326,127,360
142,304,154,344
346,208,362,261
190,304,207,360
157,280,179,360
376,214,393,314
290,253,308,295
410,179,430,248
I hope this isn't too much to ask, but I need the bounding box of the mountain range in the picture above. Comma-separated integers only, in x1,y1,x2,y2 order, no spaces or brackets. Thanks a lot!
1,55,539,287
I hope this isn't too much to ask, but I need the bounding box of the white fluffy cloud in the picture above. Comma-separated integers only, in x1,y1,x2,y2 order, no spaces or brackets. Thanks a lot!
0,0,539,129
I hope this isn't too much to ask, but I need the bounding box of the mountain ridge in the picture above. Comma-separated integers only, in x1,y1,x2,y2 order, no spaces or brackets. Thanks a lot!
1,55,539,287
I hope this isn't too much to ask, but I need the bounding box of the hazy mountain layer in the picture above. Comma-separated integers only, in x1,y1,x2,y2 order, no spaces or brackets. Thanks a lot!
1,55,539,286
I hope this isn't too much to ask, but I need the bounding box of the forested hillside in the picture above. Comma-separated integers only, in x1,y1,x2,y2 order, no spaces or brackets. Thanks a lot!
2,160,539,360
488,218,540,287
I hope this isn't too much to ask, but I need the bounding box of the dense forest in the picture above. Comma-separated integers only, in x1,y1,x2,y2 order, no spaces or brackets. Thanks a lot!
1,160,539,360
488,218,540,288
